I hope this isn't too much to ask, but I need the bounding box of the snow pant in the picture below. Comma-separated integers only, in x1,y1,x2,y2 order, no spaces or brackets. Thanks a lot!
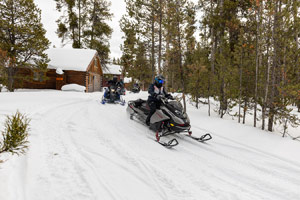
145,100,161,124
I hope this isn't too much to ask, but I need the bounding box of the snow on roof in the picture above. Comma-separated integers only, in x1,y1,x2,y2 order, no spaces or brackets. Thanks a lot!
124,77,132,83
46,48,97,72
103,64,122,75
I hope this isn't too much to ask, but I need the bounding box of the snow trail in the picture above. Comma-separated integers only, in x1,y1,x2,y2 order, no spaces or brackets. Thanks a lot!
0,91,300,200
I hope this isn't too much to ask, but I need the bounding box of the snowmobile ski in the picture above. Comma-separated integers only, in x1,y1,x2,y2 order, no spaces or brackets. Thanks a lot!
184,132,212,143
155,132,179,148
101,96,126,106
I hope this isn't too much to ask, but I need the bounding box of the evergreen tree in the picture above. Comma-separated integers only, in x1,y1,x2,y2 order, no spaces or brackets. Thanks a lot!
55,0,112,61
85,0,113,62
119,0,300,133
0,0,50,91
120,15,152,89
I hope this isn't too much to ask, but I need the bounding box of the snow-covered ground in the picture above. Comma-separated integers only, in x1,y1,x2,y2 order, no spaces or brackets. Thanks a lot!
0,90,300,200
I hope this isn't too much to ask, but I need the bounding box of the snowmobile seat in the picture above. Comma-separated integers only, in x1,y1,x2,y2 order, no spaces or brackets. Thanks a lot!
140,102,150,115
131,99,150,114
133,99,145,107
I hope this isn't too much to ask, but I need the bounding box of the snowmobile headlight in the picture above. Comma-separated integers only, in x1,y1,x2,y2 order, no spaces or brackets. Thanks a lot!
111,89,115,92
175,110,182,115
170,123,174,127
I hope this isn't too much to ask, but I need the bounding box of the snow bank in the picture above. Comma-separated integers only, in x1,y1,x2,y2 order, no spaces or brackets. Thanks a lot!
61,84,86,92
0,84,8,92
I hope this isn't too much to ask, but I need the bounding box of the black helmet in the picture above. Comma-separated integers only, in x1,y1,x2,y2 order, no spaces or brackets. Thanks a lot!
154,75,165,88
113,75,118,82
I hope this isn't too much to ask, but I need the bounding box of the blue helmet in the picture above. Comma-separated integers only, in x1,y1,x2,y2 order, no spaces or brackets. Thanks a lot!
154,75,165,87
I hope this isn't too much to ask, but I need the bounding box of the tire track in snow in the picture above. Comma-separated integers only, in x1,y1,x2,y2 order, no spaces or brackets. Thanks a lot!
117,115,209,199
82,102,199,200
193,125,300,168
46,101,169,199
25,98,98,200
85,102,180,200
176,126,300,200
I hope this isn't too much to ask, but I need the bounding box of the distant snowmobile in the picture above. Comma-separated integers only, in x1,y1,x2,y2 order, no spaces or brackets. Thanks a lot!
127,96,212,147
102,85,125,105
131,84,140,93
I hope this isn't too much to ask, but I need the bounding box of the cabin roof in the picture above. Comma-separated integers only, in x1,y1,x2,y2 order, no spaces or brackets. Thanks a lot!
103,64,122,75
46,48,97,72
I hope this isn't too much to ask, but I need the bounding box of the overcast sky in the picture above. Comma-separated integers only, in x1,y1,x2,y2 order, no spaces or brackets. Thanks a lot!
34,0,126,59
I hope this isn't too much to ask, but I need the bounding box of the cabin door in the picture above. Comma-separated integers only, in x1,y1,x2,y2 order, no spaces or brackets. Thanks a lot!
56,74,65,90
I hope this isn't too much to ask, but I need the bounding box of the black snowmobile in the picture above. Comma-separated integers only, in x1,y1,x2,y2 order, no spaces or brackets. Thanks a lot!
101,85,125,105
131,84,140,93
127,96,212,147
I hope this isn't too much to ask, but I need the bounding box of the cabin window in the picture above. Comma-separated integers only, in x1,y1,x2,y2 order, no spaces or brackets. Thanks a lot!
33,71,45,82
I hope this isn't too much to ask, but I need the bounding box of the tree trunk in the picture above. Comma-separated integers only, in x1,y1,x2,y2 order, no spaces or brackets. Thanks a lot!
78,0,81,48
293,1,300,112
158,0,163,74
268,0,279,132
219,0,227,118
243,98,247,124
7,67,16,92
151,9,155,81
90,0,96,48
254,1,261,127
238,48,243,123
209,26,216,117
176,0,186,113
262,41,271,130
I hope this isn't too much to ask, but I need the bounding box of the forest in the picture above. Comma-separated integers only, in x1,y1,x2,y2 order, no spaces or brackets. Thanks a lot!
119,0,300,135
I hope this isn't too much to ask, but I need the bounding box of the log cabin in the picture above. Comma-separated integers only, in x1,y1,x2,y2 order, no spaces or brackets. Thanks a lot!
15,48,103,92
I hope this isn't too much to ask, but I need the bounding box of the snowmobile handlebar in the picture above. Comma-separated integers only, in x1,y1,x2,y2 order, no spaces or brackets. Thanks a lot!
159,96,171,104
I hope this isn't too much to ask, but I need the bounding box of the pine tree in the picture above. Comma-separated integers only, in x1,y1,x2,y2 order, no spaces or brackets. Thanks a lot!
0,0,50,91
55,0,112,61
167,0,194,113
0,111,30,156
123,0,159,81
85,0,113,61
55,0,87,48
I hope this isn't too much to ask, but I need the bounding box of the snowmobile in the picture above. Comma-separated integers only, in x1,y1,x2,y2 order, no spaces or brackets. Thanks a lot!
131,85,140,93
127,96,212,147
102,85,125,105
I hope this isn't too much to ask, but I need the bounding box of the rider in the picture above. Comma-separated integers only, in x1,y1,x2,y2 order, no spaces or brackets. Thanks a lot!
105,76,121,99
108,76,119,88
145,75,173,126
133,82,140,89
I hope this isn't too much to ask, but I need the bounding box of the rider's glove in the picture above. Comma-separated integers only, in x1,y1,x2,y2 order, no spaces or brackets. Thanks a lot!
156,94,163,101
167,95,174,100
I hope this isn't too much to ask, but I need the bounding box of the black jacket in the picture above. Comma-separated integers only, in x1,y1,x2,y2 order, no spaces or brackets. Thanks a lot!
108,80,122,89
147,83,170,102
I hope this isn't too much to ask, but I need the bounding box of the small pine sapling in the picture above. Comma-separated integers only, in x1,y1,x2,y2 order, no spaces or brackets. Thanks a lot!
0,111,30,156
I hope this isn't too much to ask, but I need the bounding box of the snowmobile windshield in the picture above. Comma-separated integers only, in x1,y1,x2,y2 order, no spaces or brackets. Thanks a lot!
168,101,183,111
165,101,184,118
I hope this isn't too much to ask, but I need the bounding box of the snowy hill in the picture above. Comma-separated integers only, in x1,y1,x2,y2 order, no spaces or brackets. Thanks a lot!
0,90,300,200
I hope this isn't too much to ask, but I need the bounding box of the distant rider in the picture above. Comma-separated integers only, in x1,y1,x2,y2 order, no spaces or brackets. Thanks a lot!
105,76,121,99
145,75,173,126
